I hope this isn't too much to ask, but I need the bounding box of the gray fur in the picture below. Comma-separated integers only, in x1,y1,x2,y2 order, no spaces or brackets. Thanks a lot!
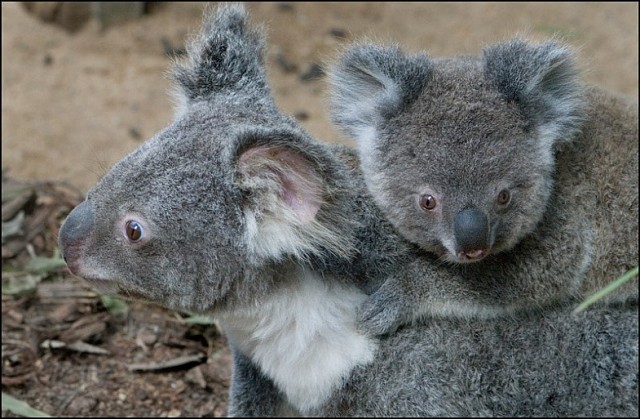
328,40,638,334
317,304,638,417
58,4,638,417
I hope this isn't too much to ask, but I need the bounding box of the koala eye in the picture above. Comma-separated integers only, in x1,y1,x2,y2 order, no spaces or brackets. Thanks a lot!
125,220,144,243
419,194,437,211
496,189,511,207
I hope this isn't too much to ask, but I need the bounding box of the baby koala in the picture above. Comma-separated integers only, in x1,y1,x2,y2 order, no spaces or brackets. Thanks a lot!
328,39,639,335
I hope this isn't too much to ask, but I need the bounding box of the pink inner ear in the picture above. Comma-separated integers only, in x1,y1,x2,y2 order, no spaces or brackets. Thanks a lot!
239,145,324,223
280,170,321,223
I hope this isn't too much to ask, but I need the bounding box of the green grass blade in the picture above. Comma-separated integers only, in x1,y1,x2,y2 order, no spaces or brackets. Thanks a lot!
24,256,67,275
100,295,129,316
183,314,216,325
573,267,639,314
1,393,52,417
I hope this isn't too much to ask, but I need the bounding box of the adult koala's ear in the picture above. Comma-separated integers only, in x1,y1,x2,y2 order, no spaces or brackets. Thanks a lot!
328,44,432,142
171,3,271,108
483,38,585,146
234,129,356,263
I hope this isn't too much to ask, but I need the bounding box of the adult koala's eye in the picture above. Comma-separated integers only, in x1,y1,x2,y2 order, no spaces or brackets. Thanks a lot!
419,194,437,211
125,220,144,243
496,189,511,207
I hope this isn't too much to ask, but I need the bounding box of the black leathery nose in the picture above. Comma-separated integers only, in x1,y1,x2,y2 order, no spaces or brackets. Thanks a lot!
453,208,489,251
58,200,95,256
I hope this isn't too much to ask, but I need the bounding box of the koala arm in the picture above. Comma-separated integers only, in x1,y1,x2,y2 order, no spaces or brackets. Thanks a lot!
356,260,421,336
227,347,298,417
357,256,473,336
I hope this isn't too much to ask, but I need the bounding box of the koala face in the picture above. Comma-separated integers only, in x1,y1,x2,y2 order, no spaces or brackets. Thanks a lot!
371,64,555,263
60,111,251,313
329,40,584,263
59,5,355,314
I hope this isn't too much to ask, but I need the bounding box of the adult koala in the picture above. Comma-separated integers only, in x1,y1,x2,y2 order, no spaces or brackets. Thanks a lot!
58,3,638,417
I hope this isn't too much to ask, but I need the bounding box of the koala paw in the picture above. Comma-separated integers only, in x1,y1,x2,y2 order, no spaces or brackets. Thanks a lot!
357,289,407,337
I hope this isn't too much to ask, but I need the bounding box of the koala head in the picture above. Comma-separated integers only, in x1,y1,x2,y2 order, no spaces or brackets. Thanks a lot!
329,39,585,263
58,4,356,315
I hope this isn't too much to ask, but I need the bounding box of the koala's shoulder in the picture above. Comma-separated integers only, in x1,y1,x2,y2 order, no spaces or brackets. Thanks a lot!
328,144,361,172
583,86,638,127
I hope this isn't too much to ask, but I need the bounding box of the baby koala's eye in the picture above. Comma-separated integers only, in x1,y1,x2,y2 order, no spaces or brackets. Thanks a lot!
496,189,511,207
419,194,437,211
125,220,144,243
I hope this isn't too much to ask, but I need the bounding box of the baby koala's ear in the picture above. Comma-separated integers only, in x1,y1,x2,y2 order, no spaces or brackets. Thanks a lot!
483,38,585,146
235,130,355,263
328,43,432,143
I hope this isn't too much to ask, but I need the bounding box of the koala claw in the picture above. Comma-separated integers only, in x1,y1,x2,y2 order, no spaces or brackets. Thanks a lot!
357,291,406,337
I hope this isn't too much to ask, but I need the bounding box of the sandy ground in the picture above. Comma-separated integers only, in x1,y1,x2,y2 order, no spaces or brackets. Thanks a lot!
2,2,638,193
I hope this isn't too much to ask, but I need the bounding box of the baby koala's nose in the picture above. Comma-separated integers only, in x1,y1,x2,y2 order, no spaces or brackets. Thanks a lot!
453,207,490,259
58,200,94,264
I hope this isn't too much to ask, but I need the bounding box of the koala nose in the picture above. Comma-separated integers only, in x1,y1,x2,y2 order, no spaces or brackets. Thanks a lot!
453,208,489,257
58,200,94,263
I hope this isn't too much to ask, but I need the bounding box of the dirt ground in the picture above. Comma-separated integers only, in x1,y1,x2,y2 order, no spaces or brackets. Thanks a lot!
1,2,638,417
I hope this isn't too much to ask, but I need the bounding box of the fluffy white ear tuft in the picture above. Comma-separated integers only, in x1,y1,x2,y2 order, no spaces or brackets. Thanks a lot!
237,144,352,263
328,43,432,142
238,145,323,223
483,38,585,147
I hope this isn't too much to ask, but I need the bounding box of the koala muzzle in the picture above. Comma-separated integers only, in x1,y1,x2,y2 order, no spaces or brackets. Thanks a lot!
453,208,490,260
58,200,94,268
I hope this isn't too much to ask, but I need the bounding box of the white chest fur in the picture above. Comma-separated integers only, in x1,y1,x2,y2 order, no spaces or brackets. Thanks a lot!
217,269,377,413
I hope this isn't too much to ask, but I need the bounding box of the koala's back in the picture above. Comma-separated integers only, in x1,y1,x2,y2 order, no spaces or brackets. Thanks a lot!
567,87,638,302
317,303,639,416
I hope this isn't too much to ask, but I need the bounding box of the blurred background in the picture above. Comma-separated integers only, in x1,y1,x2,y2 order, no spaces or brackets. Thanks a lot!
2,2,638,193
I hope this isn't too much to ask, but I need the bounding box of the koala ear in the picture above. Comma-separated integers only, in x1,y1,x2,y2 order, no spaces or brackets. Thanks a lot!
328,44,432,143
483,38,585,145
235,131,355,263
238,143,323,224
172,3,270,105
